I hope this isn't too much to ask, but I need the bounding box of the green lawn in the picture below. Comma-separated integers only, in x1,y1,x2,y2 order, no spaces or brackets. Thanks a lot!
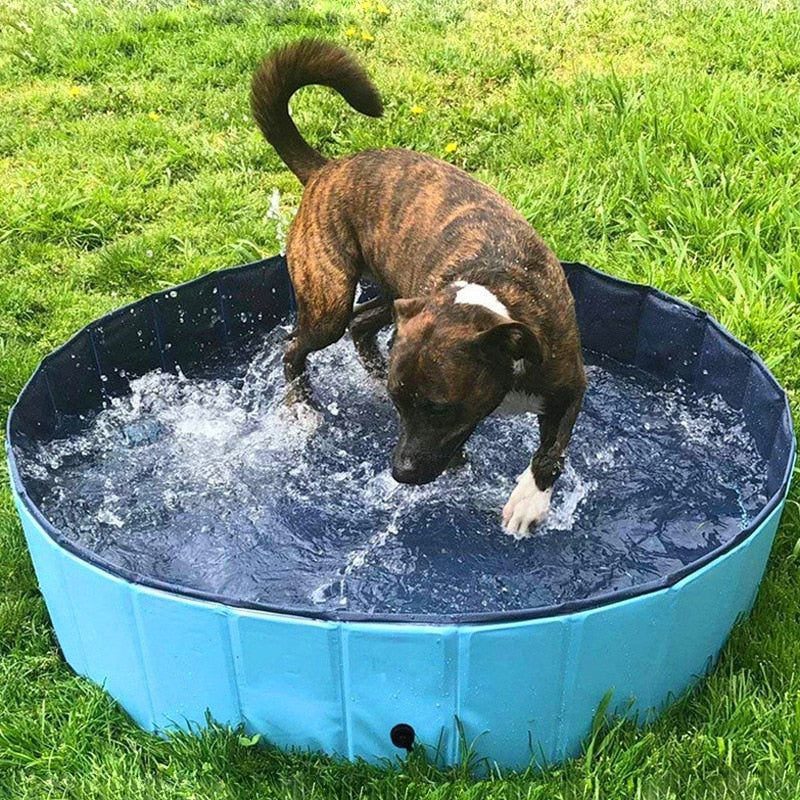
1,0,800,797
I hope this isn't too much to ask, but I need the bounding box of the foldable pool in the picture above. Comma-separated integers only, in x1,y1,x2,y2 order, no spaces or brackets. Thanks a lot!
6,257,795,771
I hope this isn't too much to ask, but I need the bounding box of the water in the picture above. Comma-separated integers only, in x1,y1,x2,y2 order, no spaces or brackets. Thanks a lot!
16,326,768,617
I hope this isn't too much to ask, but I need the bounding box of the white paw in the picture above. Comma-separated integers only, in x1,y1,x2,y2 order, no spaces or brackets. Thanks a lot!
502,469,552,539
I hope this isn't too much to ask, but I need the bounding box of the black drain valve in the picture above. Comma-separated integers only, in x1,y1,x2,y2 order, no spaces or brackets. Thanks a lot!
390,723,415,752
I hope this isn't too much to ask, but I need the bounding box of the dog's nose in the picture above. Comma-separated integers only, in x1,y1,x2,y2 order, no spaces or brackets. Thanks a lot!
391,459,420,484
392,455,440,485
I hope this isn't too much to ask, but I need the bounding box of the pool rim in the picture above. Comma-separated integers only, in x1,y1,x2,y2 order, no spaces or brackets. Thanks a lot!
6,258,796,626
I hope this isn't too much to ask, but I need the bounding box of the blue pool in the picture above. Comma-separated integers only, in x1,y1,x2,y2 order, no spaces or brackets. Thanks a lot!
6,257,795,771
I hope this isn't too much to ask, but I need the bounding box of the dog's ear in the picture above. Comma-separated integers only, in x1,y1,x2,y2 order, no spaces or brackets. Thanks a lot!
393,297,427,327
474,321,542,365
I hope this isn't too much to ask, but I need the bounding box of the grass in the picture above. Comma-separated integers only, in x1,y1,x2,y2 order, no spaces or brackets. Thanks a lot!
1,0,799,797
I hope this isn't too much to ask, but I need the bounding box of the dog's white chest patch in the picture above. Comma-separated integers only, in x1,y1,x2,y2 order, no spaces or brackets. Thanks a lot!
452,282,510,318
496,391,546,416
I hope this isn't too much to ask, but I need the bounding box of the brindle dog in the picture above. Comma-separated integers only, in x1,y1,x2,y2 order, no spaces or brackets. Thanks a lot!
250,39,586,536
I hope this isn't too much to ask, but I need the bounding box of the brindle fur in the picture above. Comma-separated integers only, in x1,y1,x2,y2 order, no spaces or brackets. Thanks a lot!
250,39,586,510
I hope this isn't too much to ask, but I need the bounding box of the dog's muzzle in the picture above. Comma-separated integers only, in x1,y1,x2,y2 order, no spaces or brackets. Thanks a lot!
391,457,434,485
391,427,472,485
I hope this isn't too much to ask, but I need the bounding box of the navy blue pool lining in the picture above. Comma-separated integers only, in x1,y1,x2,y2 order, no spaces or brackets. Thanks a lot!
5,258,796,626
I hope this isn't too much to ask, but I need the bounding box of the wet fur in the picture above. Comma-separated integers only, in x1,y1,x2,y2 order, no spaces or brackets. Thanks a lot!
250,39,587,531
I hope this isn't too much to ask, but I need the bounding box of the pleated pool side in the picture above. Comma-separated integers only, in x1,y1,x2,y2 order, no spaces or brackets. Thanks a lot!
6,256,796,770
8,258,796,624
12,480,788,770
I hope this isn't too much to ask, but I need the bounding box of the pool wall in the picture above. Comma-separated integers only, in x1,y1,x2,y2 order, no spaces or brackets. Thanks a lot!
11,481,789,769
6,257,795,771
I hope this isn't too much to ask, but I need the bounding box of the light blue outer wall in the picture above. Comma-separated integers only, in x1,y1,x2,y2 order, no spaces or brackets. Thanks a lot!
13,486,788,771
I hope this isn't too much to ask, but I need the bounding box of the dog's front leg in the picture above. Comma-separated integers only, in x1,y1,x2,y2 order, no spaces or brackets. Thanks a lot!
502,393,583,537
350,297,393,379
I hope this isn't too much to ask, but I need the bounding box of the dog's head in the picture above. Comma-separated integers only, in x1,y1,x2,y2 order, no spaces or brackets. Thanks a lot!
387,293,541,485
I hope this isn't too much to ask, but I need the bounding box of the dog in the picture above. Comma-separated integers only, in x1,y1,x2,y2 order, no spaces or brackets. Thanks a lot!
250,39,586,536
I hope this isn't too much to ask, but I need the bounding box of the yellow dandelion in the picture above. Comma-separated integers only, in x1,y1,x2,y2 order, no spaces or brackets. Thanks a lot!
376,3,390,13
444,141,458,154
69,86,82,97
360,0,372,10
148,111,160,121
410,105,423,115
360,30,374,42
345,26,356,37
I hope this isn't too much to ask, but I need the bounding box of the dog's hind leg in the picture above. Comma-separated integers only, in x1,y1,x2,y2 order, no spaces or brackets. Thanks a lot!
350,296,393,379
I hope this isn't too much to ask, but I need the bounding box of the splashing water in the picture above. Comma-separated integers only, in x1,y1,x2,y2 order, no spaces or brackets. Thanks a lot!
16,327,768,616
265,188,293,255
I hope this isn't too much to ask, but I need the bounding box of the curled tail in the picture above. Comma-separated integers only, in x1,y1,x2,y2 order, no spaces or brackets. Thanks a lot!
250,39,383,185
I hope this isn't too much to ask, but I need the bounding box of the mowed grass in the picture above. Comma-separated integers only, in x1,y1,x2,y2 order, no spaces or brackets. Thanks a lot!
1,0,800,797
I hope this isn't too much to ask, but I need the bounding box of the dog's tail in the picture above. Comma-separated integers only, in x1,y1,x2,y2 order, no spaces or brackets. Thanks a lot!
250,39,383,185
